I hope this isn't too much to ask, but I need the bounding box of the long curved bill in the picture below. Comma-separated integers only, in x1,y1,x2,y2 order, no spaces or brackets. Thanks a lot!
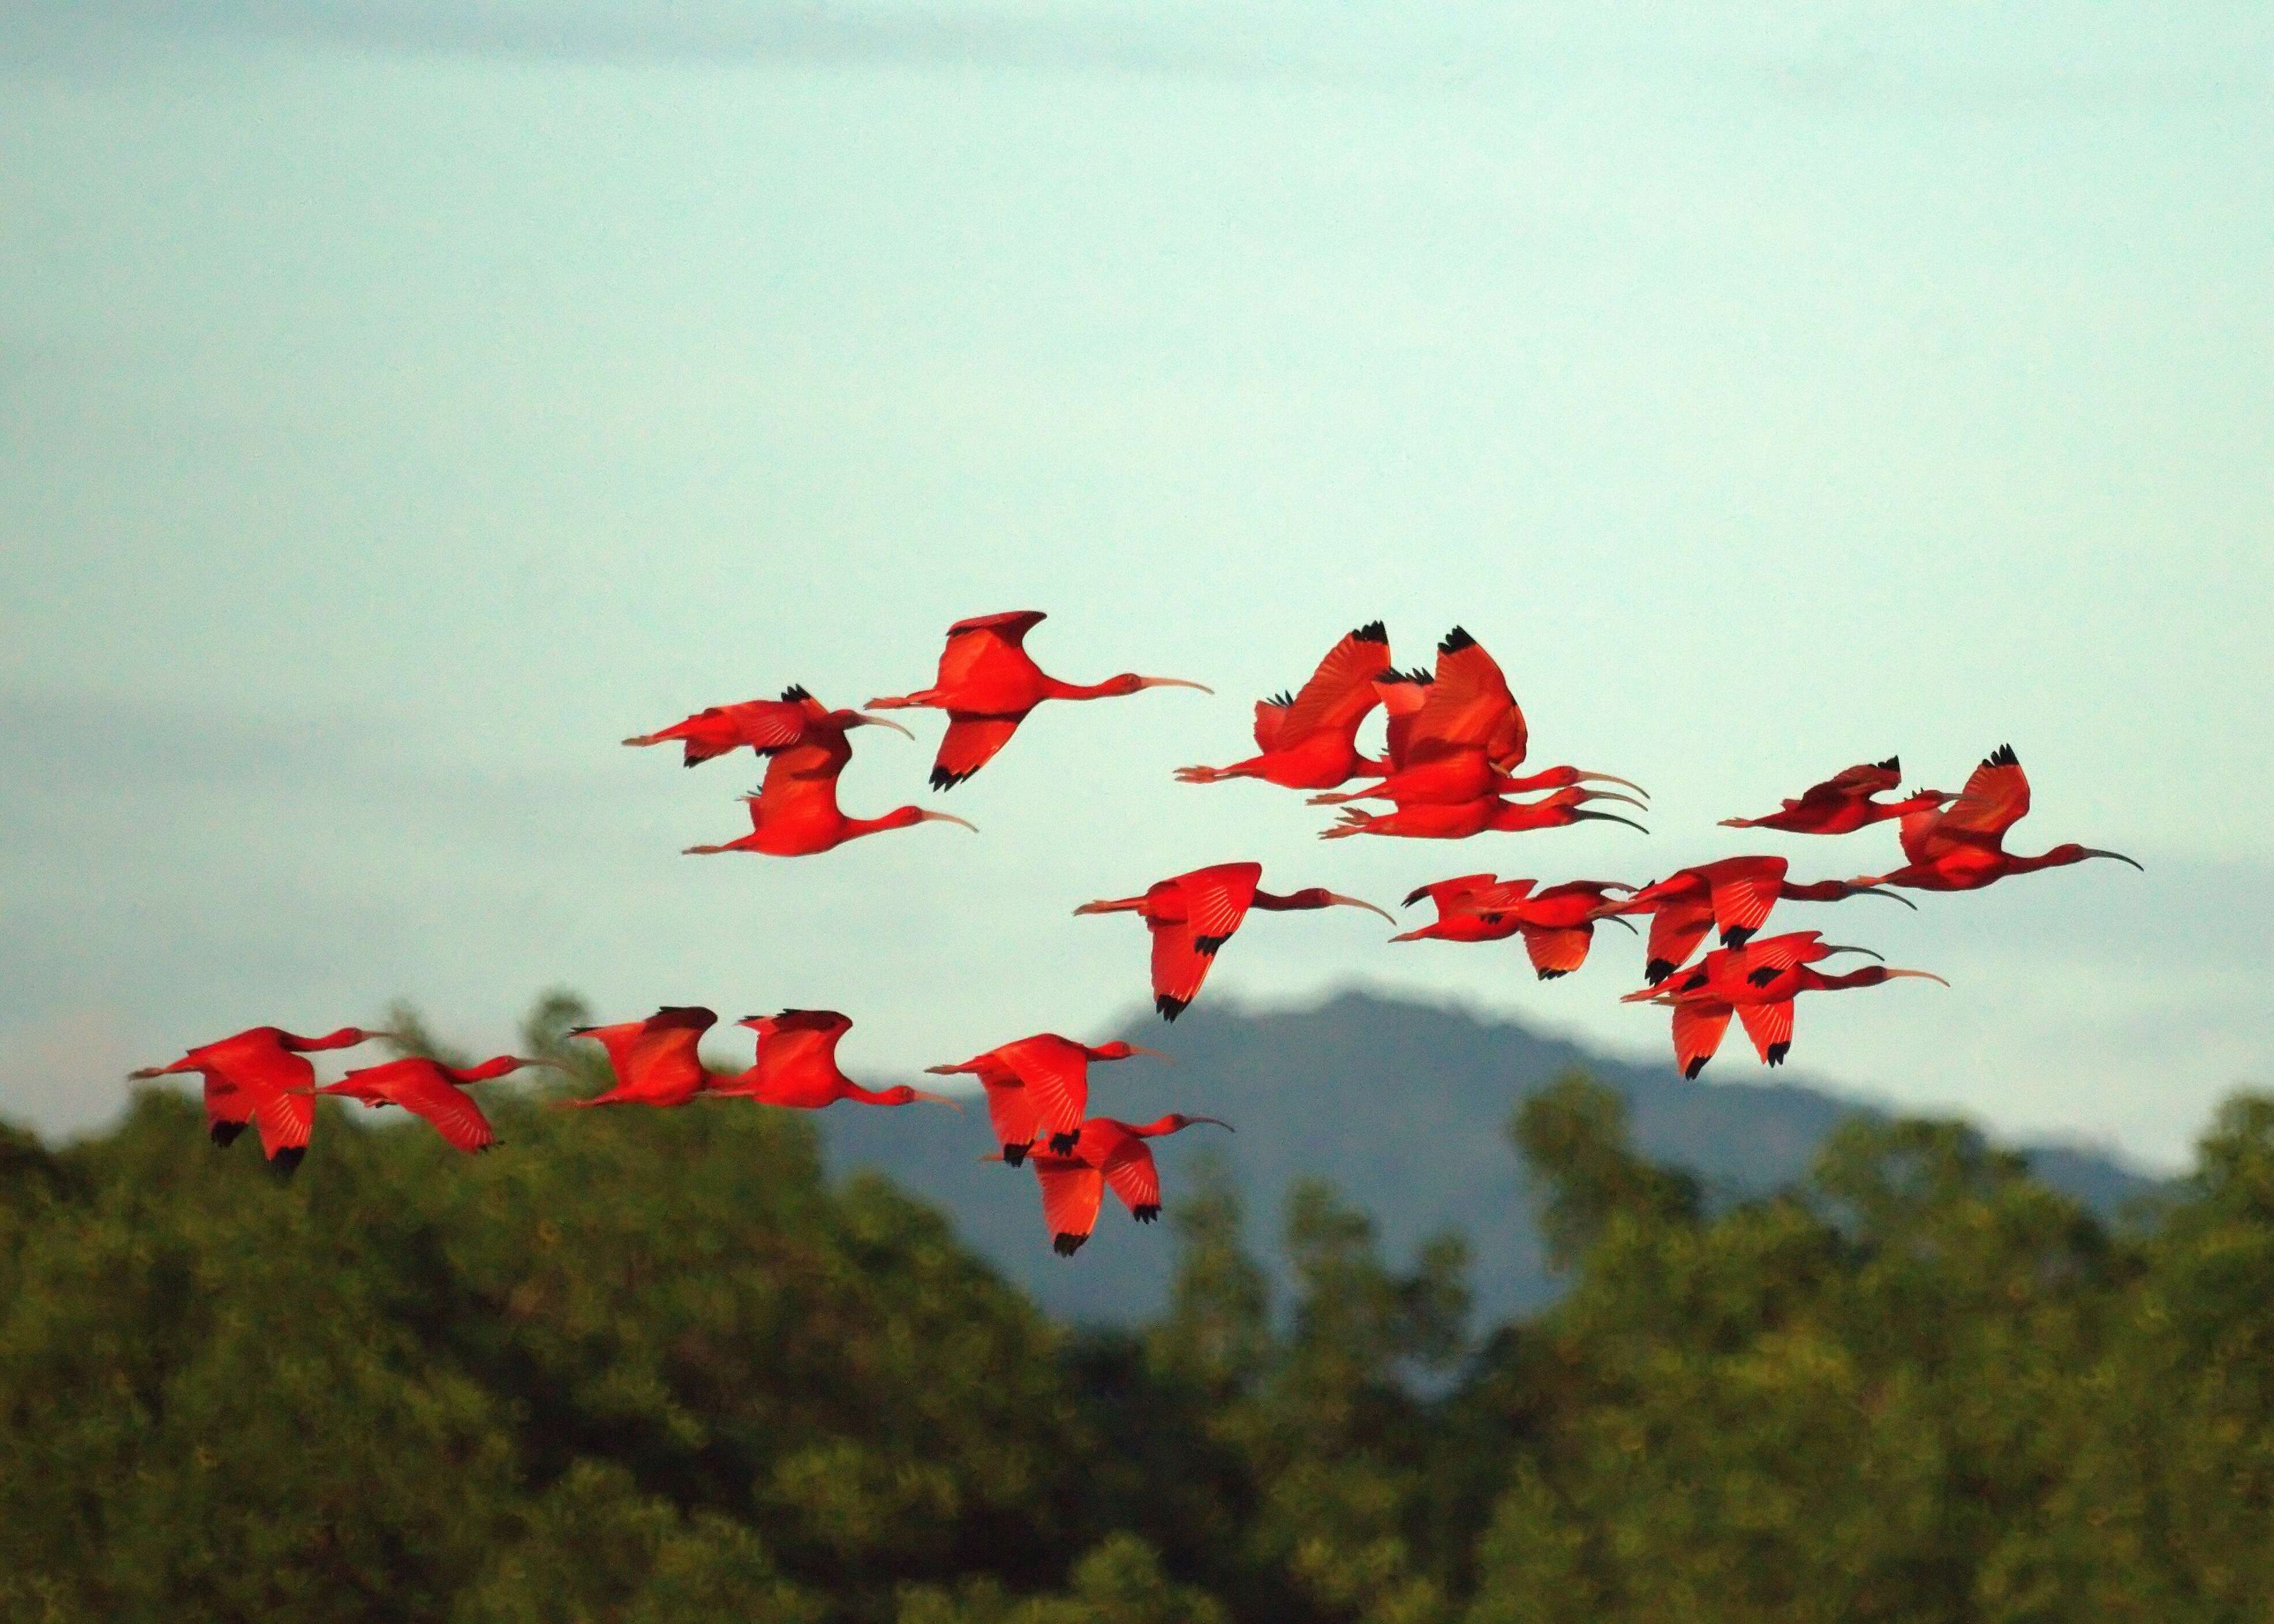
2080,847,2144,871
1126,1046,1172,1062
1857,885,1918,909
1579,789,1649,811
919,811,979,832
1577,770,1651,799
1572,809,1650,834
1327,892,1398,925
1139,677,1215,694
1602,914,1639,935
1819,944,1885,963
1186,1116,1234,1132
911,1088,965,1111
854,713,915,739
1884,969,1951,987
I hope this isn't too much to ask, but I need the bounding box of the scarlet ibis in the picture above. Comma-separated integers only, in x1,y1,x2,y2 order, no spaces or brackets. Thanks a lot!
128,1024,394,1173
1074,861,1394,1021
927,1035,1167,1163
1597,854,1915,984
1319,786,1647,842
623,684,912,768
868,609,1210,790
1175,622,1393,789
988,1113,1232,1256
1307,628,1644,809
559,1006,720,1107
1719,758,1952,835
1626,932,1947,1077
314,1054,555,1154
681,713,976,856
711,1010,961,1111
1392,876,1638,979
1851,744,2141,892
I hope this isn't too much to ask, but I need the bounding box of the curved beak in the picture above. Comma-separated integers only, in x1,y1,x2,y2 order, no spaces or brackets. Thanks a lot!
1327,892,1398,925
1571,809,1650,835
2080,847,2144,871
1139,677,1214,694
1602,915,1639,935
1884,969,1951,987
1578,771,1650,799
1126,1046,1171,1062
1579,789,1649,811
1187,1116,1234,1132
919,811,979,832
1857,885,1918,910
1819,944,1884,963
912,1088,965,1111
853,712,914,740
1401,883,1432,907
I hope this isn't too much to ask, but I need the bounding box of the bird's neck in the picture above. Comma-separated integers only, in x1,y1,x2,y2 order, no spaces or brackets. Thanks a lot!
845,807,923,841
454,1056,524,1083
1042,674,1134,702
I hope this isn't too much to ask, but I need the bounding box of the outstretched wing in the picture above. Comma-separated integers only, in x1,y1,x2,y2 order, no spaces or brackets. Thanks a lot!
1252,694,1292,753
1408,628,1525,767
1670,1001,1733,1079
1800,759,1901,804
1373,668,1432,768
974,1067,1042,1154
1735,931,1824,977
1646,904,1715,979
1002,1038,1091,1140
1706,857,1786,943
1736,1000,1796,1064
1276,621,1390,747
251,1088,315,1158
935,610,1047,689
1518,924,1594,980
753,1009,852,1077
1405,872,1501,915
1924,744,2032,853
1032,1155,1104,1253
933,715,1025,790
1102,1142,1163,1218
387,1069,499,1153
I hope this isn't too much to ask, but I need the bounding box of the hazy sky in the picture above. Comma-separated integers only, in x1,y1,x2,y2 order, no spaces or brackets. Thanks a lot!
5,2,2269,1168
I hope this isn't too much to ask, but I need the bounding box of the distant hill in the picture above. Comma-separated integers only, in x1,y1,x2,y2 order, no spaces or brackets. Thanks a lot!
820,990,2162,1329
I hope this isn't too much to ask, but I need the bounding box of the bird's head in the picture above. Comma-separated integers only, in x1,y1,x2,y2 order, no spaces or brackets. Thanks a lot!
882,1086,963,1111
1101,673,1215,698
2047,843,2143,872
1089,1042,1170,1063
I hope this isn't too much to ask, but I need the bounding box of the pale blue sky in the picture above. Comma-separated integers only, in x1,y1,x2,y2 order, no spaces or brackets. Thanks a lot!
3,2,2269,1166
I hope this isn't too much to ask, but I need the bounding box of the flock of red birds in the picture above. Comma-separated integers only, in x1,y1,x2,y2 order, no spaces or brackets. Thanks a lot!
130,615,2137,1256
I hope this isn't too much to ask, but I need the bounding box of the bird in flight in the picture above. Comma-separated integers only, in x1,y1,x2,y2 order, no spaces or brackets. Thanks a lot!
559,1006,721,1108
1850,744,2141,892
1175,621,1394,790
868,609,1211,790
989,1113,1232,1256
313,1054,556,1154
1719,758,1951,835
1596,854,1915,984
927,1034,1167,1163
1625,930,1947,1077
711,1009,962,1111
1076,860,1394,1021
622,684,911,768
129,1024,395,1174
1320,784,1648,842
1392,875,1638,979
681,706,976,856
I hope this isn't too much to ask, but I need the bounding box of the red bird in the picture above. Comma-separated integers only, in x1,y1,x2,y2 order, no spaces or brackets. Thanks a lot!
711,1010,961,1112
1391,875,1638,979
1596,854,1915,984
624,684,912,768
1308,628,1645,809
990,1113,1232,1256
1175,621,1393,790
681,707,976,856
1851,744,2141,892
1624,931,1947,1077
868,610,1211,790
129,1024,394,1173
1720,758,1952,835
559,1006,720,1107
1320,785,1647,842
927,1034,1168,1163
314,1054,554,1154
1075,860,1394,1021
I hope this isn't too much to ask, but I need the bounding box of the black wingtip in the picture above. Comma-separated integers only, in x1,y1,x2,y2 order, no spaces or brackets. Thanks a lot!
1438,625,1476,655
1192,934,1229,958
929,766,972,792
1683,1056,1709,1081
780,683,812,703
1877,756,1899,773
1645,958,1676,985
209,1120,244,1148
1049,1132,1078,1155
1766,1042,1790,1068
269,1146,306,1178
1133,1204,1161,1224
1002,1143,1027,1167
1266,690,1295,709
1748,967,1778,988
1155,994,1188,1023
1053,1233,1088,1257
1722,926,1756,949
1986,743,2019,769
1537,968,1569,981
1352,619,1387,644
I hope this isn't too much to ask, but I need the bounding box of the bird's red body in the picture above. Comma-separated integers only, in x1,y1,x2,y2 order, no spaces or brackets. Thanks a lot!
1719,758,1951,836
623,685,911,769
927,1034,1165,1162
1851,745,2140,893
1393,876,1636,979
1598,854,1914,984
129,1024,390,1173
868,609,1210,790
1177,622,1391,790
1001,1113,1231,1256
681,700,974,857
316,1054,545,1154
560,1007,719,1107
1075,861,1394,1021
712,1010,960,1113
1321,785,1647,842
1625,932,1946,1077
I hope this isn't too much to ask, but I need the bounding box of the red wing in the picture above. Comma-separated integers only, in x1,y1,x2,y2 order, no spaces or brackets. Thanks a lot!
1003,1039,1089,1139
1898,805,1943,866
1671,1001,1733,1077
933,715,1025,789
1373,670,1432,768
252,1089,314,1156
1736,1000,1796,1062
1464,878,1540,913
220,1041,318,1098
759,730,853,786
1277,622,1391,745
707,698,812,752
1032,1156,1104,1247
936,611,1046,689
1647,905,1714,975
1928,745,2031,851
1408,872,1500,915
1519,924,1594,978
1409,629,1525,766
389,1071,497,1153
1252,698,1289,753
746,763,844,832
1102,1143,1162,1215
979,1077,1043,1152
1176,863,1262,942
1807,760,1902,802
205,1073,254,1127
624,1008,719,1084
1148,921,1218,1019
1737,932,1823,976
1707,859,1786,940
755,1011,850,1076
